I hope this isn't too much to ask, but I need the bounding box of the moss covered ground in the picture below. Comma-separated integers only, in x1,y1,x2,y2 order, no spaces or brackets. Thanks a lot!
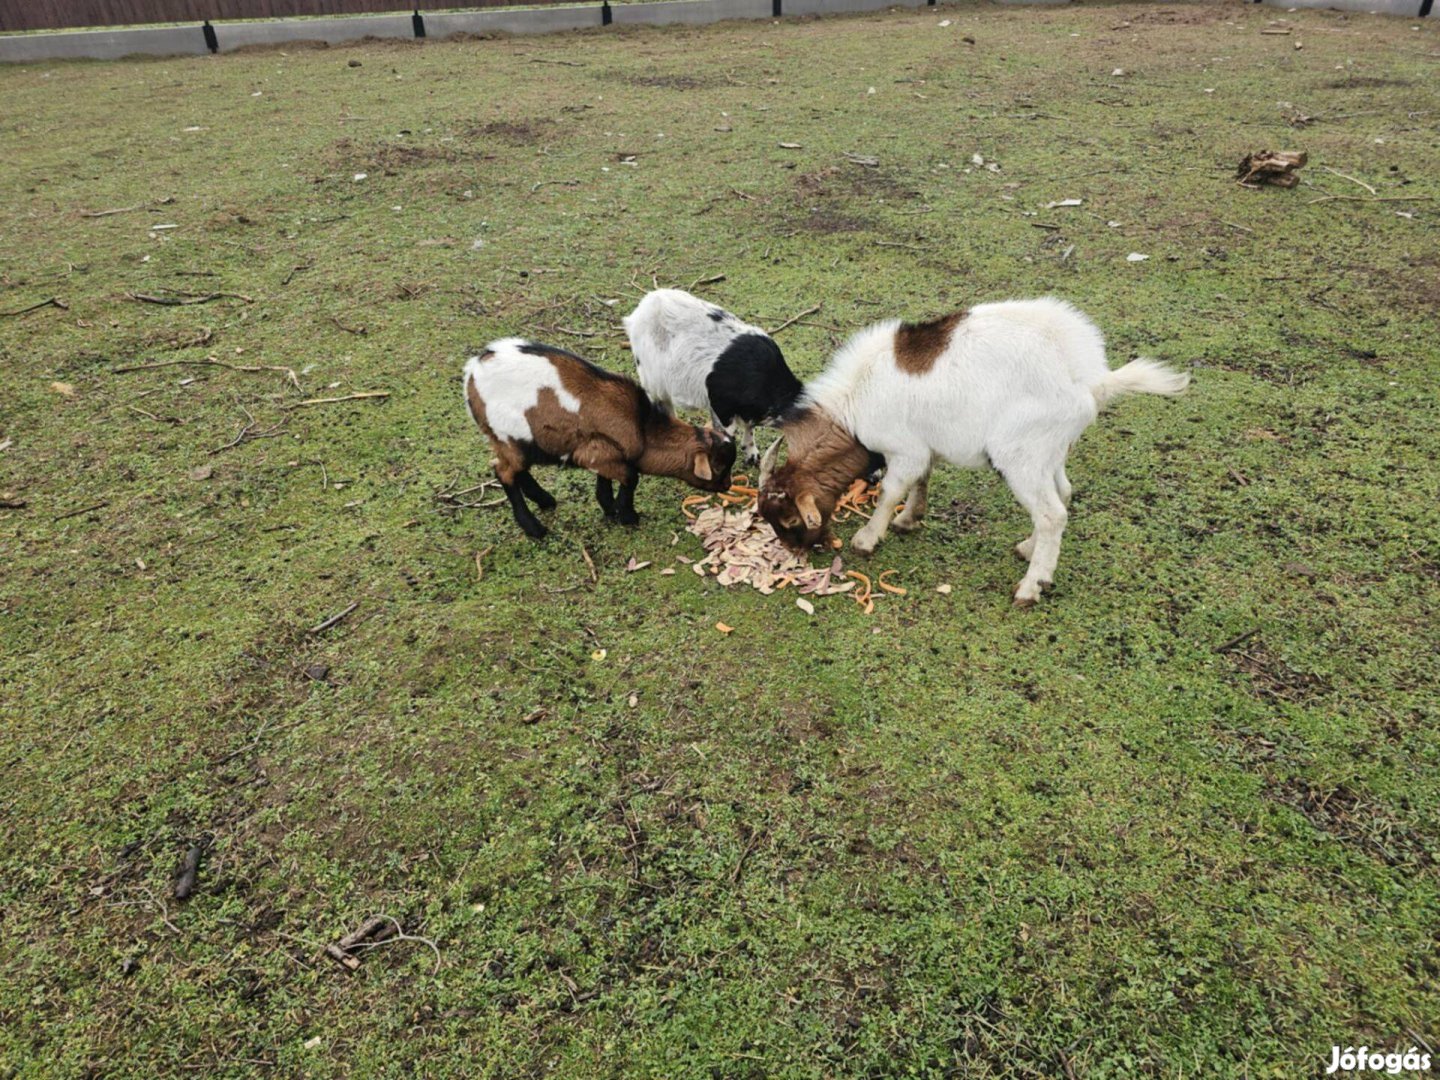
1,1,1438,1075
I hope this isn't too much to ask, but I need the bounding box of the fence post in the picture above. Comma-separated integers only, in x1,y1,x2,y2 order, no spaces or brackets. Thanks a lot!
773,0,782,15
201,20,218,52
601,0,613,24
412,9,426,36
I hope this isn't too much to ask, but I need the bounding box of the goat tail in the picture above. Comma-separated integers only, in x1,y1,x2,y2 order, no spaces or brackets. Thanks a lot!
1092,358,1190,408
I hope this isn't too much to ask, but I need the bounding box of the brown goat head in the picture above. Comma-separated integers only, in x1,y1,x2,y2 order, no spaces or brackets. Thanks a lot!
759,465,833,551
756,410,871,552
640,415,736,492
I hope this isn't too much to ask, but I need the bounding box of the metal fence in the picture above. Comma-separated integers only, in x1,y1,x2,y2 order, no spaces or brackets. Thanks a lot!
0,1,563,33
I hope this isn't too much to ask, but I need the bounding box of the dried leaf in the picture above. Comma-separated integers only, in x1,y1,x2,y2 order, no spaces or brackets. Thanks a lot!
795,598,815,616
715,622,734,635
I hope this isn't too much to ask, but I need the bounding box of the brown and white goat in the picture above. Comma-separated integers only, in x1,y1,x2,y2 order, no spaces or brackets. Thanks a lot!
464,338,736,540
758,298,1189,603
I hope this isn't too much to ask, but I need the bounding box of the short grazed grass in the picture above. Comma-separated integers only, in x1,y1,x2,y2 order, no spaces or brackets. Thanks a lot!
1,2,1437,1075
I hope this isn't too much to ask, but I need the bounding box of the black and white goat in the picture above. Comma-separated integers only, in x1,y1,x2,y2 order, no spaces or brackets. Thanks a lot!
757,298,1190,604
464,338,735,540
623,289,804,467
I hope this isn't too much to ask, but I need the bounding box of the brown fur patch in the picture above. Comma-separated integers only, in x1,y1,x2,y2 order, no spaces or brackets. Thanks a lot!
465,344,732,492
894,312,965,375
762,407,871,548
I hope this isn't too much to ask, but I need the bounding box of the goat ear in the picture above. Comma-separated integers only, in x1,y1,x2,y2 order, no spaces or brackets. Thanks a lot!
796,491,822,530
757,437,783,488
693,451,713,482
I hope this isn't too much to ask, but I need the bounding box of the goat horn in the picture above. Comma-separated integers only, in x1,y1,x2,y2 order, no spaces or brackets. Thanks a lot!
757,436,784,488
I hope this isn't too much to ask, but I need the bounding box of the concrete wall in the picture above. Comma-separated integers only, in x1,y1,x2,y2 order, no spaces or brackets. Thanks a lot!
789,0,929,15
3,0,1426,63
426,7,600,35
612,0,771,27
0,24,209,61
1266,0,1428,14
219,14,414,49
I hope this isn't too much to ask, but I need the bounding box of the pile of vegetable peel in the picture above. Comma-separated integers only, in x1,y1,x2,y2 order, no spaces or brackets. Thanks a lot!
682,478,905,614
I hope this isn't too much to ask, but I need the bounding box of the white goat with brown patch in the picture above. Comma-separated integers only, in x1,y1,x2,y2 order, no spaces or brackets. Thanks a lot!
758,298,1189,603
465,338,736,540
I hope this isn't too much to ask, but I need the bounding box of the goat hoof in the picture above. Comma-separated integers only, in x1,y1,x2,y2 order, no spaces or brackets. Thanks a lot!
849,537,877,557
533,495,557,511
618,513,640,527
523,525,549,541
892,517,921,534
1013,580,1045,605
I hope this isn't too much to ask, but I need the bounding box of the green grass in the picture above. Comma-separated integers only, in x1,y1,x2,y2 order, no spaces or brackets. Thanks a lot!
2,2,1438,1075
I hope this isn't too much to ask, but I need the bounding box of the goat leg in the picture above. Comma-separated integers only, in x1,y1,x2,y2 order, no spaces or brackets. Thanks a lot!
616,468,640,526
518,470,557,511
502,481,548,540
595,476,617,520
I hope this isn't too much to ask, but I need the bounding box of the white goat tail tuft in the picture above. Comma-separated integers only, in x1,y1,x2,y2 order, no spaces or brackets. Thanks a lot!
1092,358,1190,408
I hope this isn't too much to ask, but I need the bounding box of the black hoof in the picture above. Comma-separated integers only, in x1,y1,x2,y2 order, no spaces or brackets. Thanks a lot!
533,494,557,512
521,523,549,541
617,511,640,527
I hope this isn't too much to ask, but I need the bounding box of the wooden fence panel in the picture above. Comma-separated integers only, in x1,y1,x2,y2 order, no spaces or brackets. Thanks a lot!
1,1,568,33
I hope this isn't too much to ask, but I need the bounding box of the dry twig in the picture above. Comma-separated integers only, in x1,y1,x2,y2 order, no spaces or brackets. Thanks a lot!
112,356,300,390
1306,194,1435,206
1319,165,1377,196
1,297,67,318
127,292,253,306
53,501,108,522
330,316,367,335
769,305,822,336
308,602,359,635
283,391,389,409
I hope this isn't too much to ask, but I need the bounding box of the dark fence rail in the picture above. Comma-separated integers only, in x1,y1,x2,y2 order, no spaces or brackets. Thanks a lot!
0,1,564,33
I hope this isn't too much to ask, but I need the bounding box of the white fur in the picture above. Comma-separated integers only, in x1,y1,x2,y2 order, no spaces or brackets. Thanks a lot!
622,288,775,462
463,337,580,444
803,297,1189,602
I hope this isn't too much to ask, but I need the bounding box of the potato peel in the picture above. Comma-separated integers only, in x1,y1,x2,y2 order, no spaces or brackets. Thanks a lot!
683,484,902,614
